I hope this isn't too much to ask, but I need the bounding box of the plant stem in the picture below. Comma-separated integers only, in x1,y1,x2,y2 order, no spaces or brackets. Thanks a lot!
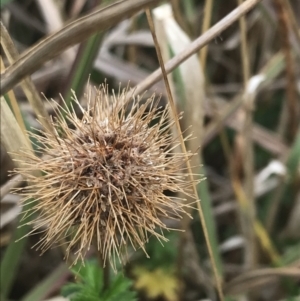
96,249,110,292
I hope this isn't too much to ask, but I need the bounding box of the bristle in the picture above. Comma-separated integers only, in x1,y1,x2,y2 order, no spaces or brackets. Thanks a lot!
14,84,197,267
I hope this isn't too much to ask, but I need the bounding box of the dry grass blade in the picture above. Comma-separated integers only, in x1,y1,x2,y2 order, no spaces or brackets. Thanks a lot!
0,57,27,138
0,98,32,164
0,22,53,134
5,2,46,34
220,99,289,156
0,174,24,199
0,90,37,298
0,0,163,95
231,177,281,264
283,0,300,46
152,3,205,204
0,203,21,229
240,122,289,156
273,0,299,141
145,8,224,301
235,0,256,268
267,127,300,234
204,48,292,156
282,191,300,239
152,2,223,279
36,0,64,32
132,0,263,98
36,0,75,65
203,95,244,146
224,267,300,295
200,0,214,70
20,263,69,301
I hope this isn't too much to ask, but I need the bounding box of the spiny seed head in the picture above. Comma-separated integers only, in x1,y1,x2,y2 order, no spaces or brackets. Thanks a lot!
15,84,196,267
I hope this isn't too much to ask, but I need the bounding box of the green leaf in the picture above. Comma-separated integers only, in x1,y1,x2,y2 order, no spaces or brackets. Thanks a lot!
61,283,85,298
61,260,136,301
142,232,178,270
103,273,136,301
63,32,104,111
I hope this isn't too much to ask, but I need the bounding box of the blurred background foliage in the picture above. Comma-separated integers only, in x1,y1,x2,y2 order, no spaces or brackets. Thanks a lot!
0,0,299,301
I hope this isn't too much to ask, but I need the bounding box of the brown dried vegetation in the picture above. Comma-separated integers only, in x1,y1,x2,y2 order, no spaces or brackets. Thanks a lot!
14,85,195,267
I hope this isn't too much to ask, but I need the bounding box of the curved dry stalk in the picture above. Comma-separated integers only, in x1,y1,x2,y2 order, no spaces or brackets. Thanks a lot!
0,22,53,134
1,0,262,97
0,0,163,95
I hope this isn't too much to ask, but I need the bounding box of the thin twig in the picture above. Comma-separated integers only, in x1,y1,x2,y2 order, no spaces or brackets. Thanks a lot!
283,0,300,55
146,9,224,301
236,0,256,268
132,0,263,98
273,0,299,142
200,0,214,70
